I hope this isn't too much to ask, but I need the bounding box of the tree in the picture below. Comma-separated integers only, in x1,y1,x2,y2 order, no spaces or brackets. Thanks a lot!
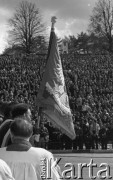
88,33,109,54
8,1,46,54
88,0,113,52
77,32,89,54
35,35,48,54
68,35,77,54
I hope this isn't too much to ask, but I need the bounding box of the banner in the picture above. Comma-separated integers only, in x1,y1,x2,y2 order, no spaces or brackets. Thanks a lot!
37,24,75,140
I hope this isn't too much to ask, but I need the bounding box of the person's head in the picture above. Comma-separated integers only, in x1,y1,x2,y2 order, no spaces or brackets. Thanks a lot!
0,159,15,180
11,103,32,122
10,119,33,141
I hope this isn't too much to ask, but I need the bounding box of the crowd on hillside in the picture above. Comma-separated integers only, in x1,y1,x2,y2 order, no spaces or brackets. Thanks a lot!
0,53,113,150
0,54,46,113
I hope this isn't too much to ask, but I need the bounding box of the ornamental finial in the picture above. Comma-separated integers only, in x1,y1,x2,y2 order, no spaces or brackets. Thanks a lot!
51,16,57,29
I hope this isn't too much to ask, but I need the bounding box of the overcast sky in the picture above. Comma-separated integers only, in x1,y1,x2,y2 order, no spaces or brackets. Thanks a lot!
0,0,98,54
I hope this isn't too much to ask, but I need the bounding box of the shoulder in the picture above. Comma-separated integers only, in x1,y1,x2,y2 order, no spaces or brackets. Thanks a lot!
30,147,52,154
30,147,53,159
0,147,7,153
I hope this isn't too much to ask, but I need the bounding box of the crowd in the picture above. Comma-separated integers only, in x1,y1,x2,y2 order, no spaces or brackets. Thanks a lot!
62,53,113,150
0,54,46,115
0,53,113,150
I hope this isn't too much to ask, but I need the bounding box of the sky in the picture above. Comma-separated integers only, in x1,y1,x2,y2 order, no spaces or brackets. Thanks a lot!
0,0,99,54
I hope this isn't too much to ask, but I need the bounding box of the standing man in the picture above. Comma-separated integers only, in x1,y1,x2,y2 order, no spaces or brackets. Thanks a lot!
0,119,61,180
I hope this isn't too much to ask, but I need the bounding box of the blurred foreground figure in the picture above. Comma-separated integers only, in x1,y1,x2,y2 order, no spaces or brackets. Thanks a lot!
0,159,14,180
0,103,32,147
0,119,61,180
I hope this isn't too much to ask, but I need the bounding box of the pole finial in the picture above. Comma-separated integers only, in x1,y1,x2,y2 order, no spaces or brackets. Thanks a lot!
51,16,57,29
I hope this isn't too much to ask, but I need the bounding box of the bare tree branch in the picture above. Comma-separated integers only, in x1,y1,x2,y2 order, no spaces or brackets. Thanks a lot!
88,0,113,52
8,1,46,54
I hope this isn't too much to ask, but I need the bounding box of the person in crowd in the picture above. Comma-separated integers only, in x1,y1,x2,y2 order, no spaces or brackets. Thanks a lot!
89,118,100,149
44,121,53,149
93,119,100,149
0,119,60,180
84,126,92,150
11,103,32,122
82,120,92,150
38,122,49,149
73,121,83,150
99,124,107,149
0,103,32,147
30,121,40,147
45,121,60,150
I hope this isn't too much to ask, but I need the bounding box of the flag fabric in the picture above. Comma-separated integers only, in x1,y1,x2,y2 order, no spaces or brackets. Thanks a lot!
36,26,76,140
